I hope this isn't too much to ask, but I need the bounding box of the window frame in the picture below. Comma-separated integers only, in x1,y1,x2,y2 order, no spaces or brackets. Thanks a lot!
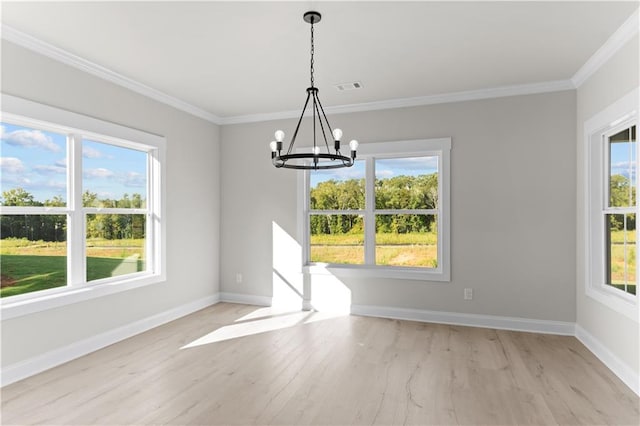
0,94,166,319
299,138,451,281
584,88,638,322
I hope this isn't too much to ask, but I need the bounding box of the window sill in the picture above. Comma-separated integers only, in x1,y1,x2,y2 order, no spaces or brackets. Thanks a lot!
585,284,638,323
0,273,165,320
304,264,450,282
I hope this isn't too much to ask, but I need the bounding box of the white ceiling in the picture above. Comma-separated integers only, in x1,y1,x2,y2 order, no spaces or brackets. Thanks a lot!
1,1,638,120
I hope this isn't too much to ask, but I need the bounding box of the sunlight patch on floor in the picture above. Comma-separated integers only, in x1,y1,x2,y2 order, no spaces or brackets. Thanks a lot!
181,309,347,349
235,306,300,322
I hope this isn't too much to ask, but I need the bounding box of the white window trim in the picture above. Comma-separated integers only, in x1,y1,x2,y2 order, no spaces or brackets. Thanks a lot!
584,88,639,322
0,94,166,320
298,138,451,281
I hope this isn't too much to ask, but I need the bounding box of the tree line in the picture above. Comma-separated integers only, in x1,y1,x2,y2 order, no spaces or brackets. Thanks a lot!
609,174,636,231
2,172,634,242
0,188,145,242
310,174,438,235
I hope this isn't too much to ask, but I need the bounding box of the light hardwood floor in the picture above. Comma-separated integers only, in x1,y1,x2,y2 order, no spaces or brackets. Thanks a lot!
2,302,639,425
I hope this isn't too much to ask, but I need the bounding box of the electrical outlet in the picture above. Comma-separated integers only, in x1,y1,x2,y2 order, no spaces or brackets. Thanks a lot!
464,288,473,300
236,273,242,284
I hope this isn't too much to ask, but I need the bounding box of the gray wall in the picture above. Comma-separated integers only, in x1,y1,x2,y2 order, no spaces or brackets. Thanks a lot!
576,35,639,374
221,90,577,321
1,41,221,367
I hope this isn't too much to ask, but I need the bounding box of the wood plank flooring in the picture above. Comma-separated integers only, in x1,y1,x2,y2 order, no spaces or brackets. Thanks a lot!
1,302,638,425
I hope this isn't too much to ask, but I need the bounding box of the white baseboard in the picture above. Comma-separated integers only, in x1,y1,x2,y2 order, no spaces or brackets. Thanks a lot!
1,294,219,387
350,304,575,335
575,324,639,396
5,293,638,398
219,292,272,307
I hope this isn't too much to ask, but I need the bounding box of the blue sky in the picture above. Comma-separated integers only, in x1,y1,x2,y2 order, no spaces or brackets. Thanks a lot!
310,156,438,188
1,122,146,204
610,140,637,183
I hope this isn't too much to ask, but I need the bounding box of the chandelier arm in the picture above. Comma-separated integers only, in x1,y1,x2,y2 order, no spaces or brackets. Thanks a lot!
312,90,317,153
287,90,312,155
313,93,332,154
315,94,335,145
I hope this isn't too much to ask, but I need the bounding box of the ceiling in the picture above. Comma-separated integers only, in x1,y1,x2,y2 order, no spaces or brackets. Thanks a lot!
1,1,638,121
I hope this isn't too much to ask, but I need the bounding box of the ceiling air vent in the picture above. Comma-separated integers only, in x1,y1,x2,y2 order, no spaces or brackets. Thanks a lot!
334,81,363,91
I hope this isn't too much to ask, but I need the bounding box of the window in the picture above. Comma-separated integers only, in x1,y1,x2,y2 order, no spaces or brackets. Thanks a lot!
309,160,366,265
585,88,638,321
604,125,636,296
0,95,165,317
301,138,451,281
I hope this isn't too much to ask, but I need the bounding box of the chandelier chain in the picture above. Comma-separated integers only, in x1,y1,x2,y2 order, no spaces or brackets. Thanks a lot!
310,21,315,87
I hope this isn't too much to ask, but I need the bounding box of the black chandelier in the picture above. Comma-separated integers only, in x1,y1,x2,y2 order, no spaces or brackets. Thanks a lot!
270,11,358,170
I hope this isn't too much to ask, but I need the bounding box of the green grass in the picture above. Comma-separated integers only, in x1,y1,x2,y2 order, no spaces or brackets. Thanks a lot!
0,238,67,255
1,238,145,298
0,254,66,297
1,237,145,256
310,231,437,245
376,246,437,267
610,229,636,244
310,231,437,267
608,230,636,295
1,254,146,298
310,246,365,265
2,230,637,297
87,257,145,282
376,231,437,245
311,233,364,245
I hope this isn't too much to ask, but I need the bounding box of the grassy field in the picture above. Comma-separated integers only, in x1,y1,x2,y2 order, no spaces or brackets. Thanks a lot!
608,228,636,293
2,229,637,297
1,238,145,298
311,230,636,285
610,230,636,244
609,244,636,294
310,231,438,267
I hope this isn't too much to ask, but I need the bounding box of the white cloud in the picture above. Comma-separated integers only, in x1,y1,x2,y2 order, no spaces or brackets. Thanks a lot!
118,171,146,188
612,161,636,170
0,157,25,174
0,174,32,187
45,181,66,190
1,127,60,152
83,146,110,159
376,169,395,178
55,158,68,167
84,168,114,179
34,165,66,175
376,156,438,171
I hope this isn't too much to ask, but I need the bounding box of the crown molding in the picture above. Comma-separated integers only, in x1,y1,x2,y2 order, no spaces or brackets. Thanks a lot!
571,8,639,88
1,24,222,125
5,8,634,127
218,79,575,125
